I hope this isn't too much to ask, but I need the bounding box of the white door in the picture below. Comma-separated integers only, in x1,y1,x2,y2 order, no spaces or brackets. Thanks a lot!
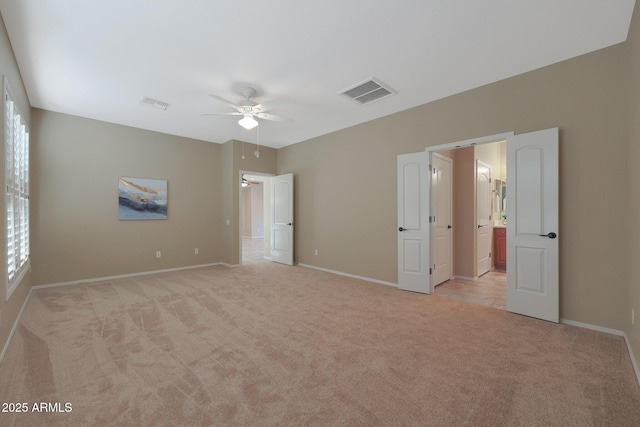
397,152,431,293
506,128,559,322
270,173,294,265
476,160,493,276
432,153,453,286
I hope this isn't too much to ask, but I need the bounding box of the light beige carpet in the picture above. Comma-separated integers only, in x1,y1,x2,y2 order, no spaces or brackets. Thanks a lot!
0,263,639,426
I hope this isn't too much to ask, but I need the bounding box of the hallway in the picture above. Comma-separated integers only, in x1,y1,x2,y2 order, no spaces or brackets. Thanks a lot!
434,270,506,310
242,237,268,265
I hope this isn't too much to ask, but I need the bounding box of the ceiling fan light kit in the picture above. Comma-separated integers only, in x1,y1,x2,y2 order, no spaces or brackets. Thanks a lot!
238,114,258,130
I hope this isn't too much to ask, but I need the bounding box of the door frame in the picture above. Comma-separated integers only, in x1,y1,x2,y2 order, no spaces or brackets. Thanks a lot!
424,132,514,292
238,170,275,266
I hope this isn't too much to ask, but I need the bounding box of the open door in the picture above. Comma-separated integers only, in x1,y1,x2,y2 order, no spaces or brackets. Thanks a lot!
506,128,559,322
397,152,431,293
270,173,294,265
476,160,493,276
432,153,453,286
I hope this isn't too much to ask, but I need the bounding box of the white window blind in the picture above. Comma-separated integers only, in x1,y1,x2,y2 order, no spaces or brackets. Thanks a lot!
5,83,29,296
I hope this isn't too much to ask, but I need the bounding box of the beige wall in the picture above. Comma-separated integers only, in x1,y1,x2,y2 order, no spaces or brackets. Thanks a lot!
241,184,265,238
475,141,505,181
0,12,32,356
30,109,223,285
278,41,630,332
453,147,475,278
250,183,264,238
242,187,252,237
627,5,640,373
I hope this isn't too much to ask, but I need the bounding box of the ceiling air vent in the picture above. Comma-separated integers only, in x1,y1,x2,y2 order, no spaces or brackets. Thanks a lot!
338,78,395,105
139,96,171,110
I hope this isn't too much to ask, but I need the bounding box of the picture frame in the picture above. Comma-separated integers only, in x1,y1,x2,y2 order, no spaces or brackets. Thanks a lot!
118,177,168,220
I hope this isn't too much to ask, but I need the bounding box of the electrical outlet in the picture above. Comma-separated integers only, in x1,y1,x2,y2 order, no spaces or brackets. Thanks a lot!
314,249,318,256
156,251,161,258
194,248,199,255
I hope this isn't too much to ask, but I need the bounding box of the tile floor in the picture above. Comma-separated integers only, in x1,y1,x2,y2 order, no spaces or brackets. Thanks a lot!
242,237,268,265
434,270,506,310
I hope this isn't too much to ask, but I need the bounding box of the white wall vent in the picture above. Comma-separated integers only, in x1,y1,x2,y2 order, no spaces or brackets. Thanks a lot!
338,78,395,105
139,96,171,110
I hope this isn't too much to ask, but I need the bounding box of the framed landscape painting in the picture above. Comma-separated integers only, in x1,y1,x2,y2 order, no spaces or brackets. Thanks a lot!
118,177,168,220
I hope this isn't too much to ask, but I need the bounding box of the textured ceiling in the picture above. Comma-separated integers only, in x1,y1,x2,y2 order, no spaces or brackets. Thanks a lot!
0,0,636,148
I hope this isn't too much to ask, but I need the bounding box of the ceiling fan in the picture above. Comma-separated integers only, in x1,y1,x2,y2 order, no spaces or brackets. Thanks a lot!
203,87,291,130
242,174,261,187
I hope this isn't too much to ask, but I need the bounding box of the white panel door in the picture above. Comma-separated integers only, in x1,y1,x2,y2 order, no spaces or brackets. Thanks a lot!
476,160,493,276
270,173,294,265
432,153,453,286
506,128,559,322
397,152,430,293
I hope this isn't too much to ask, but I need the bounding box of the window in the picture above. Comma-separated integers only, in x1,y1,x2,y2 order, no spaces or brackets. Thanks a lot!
4,79,29,297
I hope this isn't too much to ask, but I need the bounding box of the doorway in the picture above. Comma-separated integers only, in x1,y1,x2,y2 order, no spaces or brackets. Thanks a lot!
431,139,508,310
240,172,272,265
397,129,559,322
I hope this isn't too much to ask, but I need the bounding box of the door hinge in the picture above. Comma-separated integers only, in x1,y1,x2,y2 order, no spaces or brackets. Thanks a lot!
429,268,432,275
429,216,433,223
489,177,492,183
489,252,492,258
489,215,492,220
429,164,432,172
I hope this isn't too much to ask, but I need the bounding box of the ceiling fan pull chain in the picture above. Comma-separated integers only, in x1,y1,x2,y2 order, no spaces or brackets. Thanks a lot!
254,124,261,158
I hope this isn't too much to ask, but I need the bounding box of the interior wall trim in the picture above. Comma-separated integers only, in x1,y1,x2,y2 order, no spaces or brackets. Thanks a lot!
0,286,34,366
424,131,514,152
453,275,478,281
297,263,397,288
560,318,640,387
33,263,224,290
559,318,624,336
221,263,240,268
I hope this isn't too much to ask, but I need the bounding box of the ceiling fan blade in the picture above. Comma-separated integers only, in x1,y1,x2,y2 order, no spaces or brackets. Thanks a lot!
255,112,293,123
254,99,281,112
201,112,242,116
208,94,241,110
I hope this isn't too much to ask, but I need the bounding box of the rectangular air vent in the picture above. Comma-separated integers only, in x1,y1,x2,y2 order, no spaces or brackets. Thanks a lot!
338,78,395,105
139,96,170,110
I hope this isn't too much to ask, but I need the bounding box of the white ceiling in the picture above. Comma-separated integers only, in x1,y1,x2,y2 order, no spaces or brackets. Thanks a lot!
0,0,635,149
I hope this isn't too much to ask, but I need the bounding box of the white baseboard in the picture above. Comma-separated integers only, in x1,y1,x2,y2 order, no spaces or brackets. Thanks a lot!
0,286,34,365
33,262,224,290
297,263,397,288
560,318,640,387
221,263,239,268
453,275,477,281
559,318,624,336
623,334,640,388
